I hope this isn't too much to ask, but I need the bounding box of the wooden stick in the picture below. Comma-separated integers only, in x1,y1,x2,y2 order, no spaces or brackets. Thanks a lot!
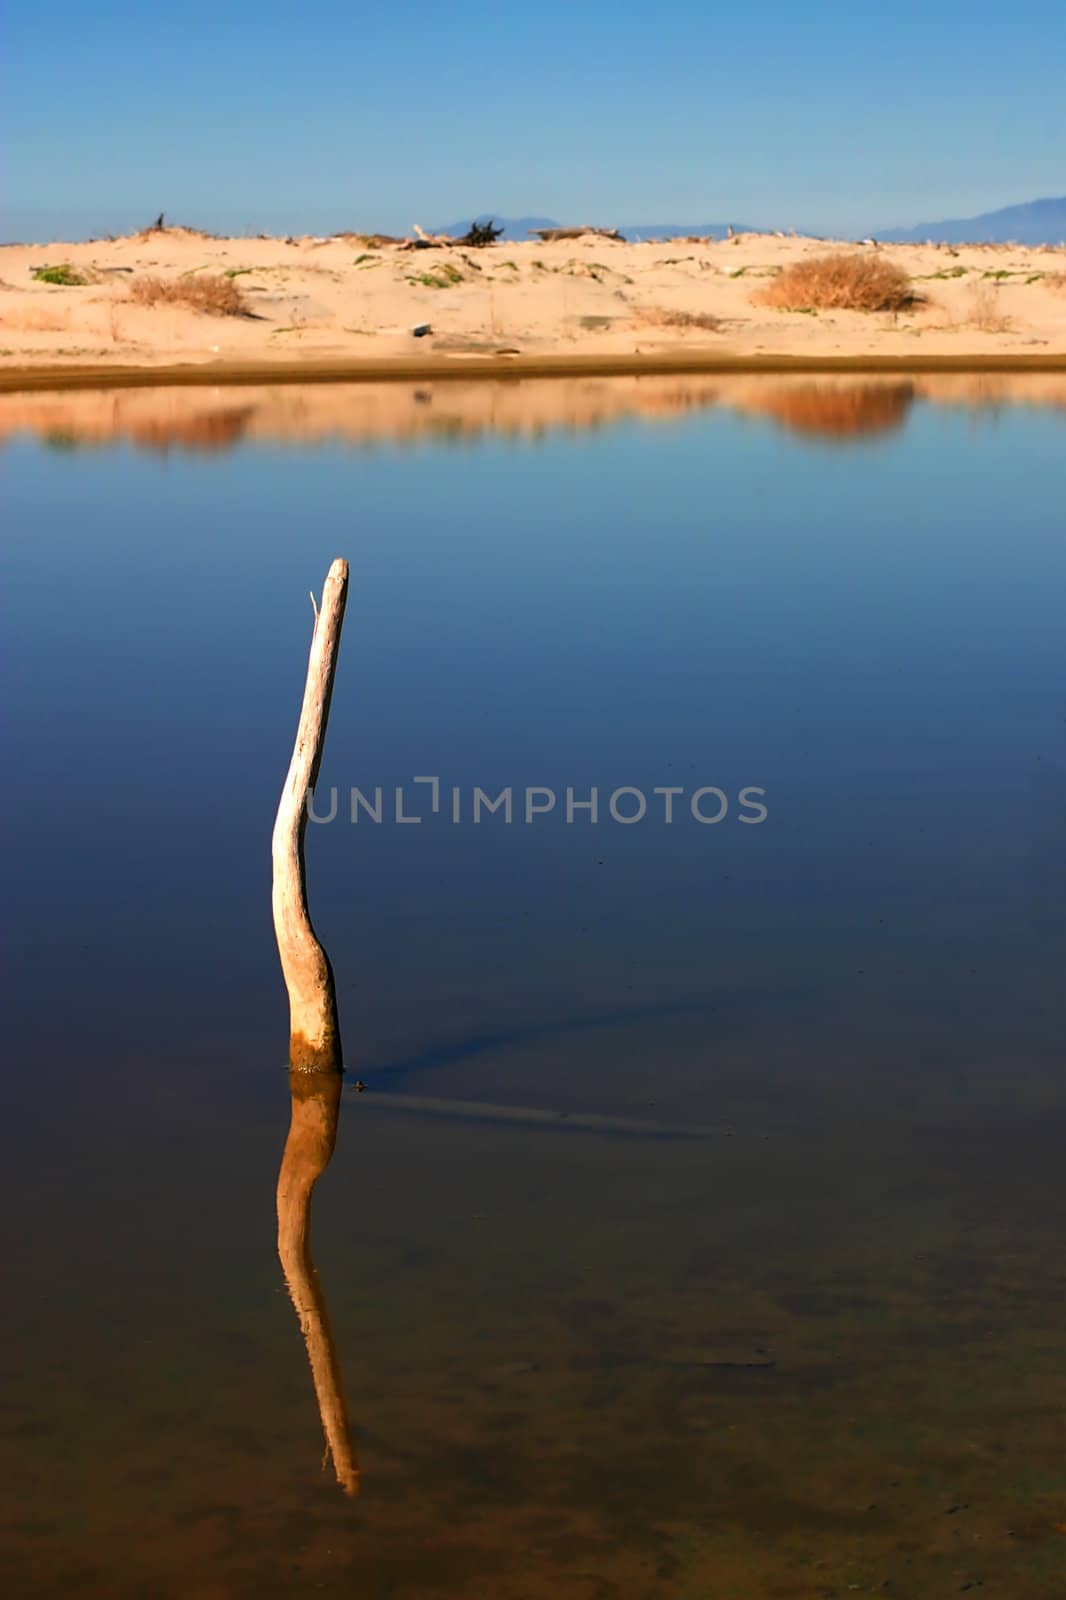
272,558,349,1073
277,1070,359,1496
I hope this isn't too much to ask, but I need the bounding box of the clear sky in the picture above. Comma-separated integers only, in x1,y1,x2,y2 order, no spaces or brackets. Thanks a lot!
5,0,1065,241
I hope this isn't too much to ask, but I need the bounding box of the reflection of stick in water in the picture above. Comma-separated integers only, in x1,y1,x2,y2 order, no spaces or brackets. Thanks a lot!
272,557,349,1074
273,559,357,1493
277,1070,359,1496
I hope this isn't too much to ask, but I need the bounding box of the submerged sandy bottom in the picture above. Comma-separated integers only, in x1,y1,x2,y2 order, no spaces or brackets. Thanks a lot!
6,1007,1066,1599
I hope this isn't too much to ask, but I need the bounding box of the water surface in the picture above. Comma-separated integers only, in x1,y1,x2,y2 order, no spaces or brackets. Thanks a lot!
3,375,1065,1597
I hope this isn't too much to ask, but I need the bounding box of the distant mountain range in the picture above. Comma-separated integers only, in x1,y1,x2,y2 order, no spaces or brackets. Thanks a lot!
5,195,1063,249
877,196,1066,245
437,197,1066,246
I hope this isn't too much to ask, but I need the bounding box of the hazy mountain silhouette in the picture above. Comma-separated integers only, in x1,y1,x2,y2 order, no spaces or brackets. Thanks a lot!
438,199,1066,246
7,196,1063,249
878,196,1066,245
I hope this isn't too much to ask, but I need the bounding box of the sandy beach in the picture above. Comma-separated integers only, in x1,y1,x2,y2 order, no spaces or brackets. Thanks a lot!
2,225,1065,387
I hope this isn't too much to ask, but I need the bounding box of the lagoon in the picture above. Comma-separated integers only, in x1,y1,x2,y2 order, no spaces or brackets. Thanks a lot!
3,375,1065,1596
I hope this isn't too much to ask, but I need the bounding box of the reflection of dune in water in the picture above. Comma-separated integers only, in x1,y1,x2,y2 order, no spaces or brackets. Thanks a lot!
126,405,257,454
1,373,1065,454
738,381,915,443
38,405,258,454
0,378,724,454
1,391,261,454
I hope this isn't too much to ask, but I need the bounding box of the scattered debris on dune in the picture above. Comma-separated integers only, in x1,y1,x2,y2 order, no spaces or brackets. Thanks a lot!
530,226,626,243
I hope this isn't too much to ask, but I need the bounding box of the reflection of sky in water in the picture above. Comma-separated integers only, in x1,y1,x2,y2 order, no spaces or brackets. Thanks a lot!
5,388,1063,1108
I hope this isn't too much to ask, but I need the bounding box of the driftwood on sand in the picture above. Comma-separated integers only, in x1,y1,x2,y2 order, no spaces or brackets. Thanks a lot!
271,557,349,1073
407,224,452,249
404,221,505,250
456,219,504,246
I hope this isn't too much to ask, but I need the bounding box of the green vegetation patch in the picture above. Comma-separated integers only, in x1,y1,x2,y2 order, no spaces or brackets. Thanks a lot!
406,264,464,289
32,264,87,287
916,265,969,280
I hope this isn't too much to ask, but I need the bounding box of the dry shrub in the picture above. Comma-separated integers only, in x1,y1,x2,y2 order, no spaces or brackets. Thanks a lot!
333,231,402,247
133,220,220,241
964,283,1012,333
642,307,722,333
128,273,249,316
757,252,917,312
1045,271,1066,294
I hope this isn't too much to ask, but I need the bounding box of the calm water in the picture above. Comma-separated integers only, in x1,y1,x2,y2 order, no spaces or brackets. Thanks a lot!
2,375,1065,1597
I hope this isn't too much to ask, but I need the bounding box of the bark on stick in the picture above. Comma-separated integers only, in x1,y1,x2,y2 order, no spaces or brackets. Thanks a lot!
272,558,349,1073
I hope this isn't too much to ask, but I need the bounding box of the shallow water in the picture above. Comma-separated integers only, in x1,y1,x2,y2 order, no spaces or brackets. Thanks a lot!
3,376,1065,1597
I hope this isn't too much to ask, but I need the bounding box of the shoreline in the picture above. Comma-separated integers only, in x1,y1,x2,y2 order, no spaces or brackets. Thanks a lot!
5,348,1066,394
4,229,1064,390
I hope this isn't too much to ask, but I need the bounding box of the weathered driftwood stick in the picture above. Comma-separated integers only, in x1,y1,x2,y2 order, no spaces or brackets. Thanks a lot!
277,1070,359,1496
272,558,349,1073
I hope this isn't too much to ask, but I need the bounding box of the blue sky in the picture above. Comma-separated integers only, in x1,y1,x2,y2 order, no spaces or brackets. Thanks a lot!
5,0,1065,240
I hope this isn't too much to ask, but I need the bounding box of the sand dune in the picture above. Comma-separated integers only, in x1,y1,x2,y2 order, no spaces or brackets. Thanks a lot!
1,226,1065,382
